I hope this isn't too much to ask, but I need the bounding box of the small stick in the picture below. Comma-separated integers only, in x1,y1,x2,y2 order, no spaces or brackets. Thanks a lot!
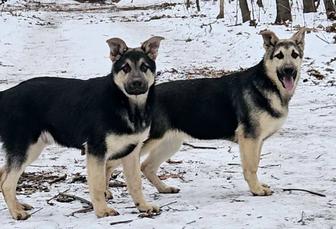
183,142,217,150
31,207,43,215
66,206,93,217
48,174,67,185
46,188,70,205
160,200,178,209
315,34,330,44
59,193,92,206
283,188,326,197
259,164,280,168
110,219,134,226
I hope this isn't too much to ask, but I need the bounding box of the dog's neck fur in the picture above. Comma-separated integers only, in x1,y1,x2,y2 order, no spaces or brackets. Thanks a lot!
109,74,154,133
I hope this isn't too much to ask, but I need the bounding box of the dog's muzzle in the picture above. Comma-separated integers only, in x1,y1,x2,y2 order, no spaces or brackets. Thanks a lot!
277,66,297,92
125,79,148,95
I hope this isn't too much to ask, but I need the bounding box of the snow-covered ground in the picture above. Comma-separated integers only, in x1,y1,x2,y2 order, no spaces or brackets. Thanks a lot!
0,0,335,228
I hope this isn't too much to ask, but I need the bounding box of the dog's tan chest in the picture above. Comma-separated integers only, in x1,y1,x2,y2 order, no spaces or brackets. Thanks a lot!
105,128,149,158
258,112,287,139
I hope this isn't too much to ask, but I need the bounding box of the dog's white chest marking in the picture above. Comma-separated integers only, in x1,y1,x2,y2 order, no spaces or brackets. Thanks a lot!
259,112,287,139
105,128,150,158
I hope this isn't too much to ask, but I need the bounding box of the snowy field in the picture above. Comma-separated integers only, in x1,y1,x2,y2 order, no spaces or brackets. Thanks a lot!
0,0,335,228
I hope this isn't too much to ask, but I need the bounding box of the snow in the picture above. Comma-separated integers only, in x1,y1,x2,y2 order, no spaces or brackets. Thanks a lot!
0,0,335,228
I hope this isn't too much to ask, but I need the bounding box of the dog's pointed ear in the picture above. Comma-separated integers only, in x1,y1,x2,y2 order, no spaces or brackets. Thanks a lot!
106,38,128,63
291,28,306,50
260,30,279,50
141,36,164,60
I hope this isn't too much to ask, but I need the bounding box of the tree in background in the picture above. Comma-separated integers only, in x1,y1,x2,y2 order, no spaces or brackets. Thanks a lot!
324,0,336,19
303,0,318,13
239,0,251,22
275,0,292,24
217,0,224,19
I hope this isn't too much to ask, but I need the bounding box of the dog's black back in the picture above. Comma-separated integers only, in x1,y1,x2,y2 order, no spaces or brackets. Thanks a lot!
150,60,284,141
0,75,154,166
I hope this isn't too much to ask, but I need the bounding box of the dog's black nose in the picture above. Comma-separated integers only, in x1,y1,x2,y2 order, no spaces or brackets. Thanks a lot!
283,67,295,76
131,79,144,88
126,79,148,95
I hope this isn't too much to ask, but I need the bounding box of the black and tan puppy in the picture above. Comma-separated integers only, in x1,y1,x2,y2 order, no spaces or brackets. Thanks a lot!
0,36,163,220
105,29,306,197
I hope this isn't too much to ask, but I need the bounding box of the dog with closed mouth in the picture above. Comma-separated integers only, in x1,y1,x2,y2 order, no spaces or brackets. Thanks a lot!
104,29,306,198
0,36,163,220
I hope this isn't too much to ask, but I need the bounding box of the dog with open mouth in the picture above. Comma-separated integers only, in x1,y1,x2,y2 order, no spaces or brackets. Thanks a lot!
104,29,306,198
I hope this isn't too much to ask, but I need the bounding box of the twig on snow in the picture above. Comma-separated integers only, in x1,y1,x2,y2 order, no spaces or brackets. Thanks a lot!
59,193,92,206
315,34,330,44
48,174,67,185
283,188,326,197
297,211,306,225
66,206,93,217
31,207,43,215
160,200,178,209
110,219,134,226
46,188,70,205
183,142,217,150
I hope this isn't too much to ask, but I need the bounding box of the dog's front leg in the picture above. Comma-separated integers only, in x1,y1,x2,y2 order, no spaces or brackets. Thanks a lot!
121,145,160,213
86,154,119,217
238,134,272,196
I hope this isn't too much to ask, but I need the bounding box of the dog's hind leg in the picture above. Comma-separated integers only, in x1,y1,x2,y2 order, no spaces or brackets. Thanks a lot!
141,134,184,194
104,159,121,200
237,131,272,196
1,138,45,220
121,144,159,213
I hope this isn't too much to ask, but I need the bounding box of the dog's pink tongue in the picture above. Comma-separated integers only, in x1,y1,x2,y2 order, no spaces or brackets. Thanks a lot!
283,76,294,91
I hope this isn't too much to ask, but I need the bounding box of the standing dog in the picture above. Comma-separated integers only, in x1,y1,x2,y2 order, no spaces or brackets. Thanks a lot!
105,29,306,197
0,36,163,220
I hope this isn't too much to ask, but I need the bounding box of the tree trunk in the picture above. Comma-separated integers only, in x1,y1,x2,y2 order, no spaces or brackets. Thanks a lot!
275,0,292,24
217,0,224,19
324,0,336,19
256,0,264,8
186,0,190,9
303,0,317,12
196,0,200,11
239,0,251,22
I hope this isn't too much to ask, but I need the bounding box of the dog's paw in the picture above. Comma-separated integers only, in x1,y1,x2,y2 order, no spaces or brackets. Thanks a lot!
158,186,180,194
104,190,113,200
95,207,119,218
17,202,33,211
11,209,31,220
137,202,160,213
251,183,273,196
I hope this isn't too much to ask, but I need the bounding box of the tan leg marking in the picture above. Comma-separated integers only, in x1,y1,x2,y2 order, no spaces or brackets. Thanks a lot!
104,159,121,200
238,132,272,196
86,154,119,218
1,138,45,220
121,144,160,213
141,135,183,193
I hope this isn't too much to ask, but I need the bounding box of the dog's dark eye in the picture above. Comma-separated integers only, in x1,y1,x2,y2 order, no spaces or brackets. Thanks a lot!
122,64,131,73
291,50,299,59
274,52,284,59
140,64,148,72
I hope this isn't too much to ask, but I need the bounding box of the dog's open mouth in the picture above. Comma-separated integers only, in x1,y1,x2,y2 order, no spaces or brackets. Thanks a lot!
277,70,296,92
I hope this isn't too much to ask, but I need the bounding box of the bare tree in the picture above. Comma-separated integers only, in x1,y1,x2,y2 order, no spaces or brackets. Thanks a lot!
239,0,251,22
217,0,224,19
303,0,317,12
196,0,200,11
275,0,292,24
324,0,336,19
186,0,190,9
